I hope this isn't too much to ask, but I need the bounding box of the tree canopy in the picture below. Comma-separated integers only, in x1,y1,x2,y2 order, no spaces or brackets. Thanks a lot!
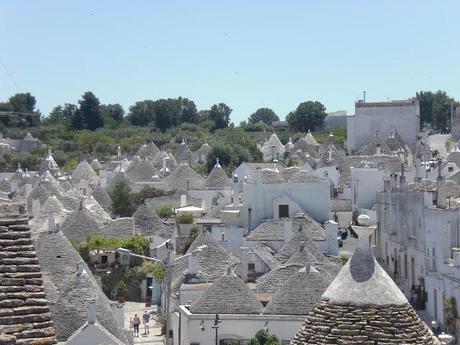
416,91,454,129
128,100,156,126
286,101,327,132
7,93,37,113
110,180,136,217
77,91,104,130
249,329,281,345
249,108,279,125
208,103,232,129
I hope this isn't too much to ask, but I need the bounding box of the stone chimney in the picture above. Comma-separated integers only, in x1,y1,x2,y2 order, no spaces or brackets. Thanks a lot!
180,194,187,208
383,176,391,192
399,163,407,192
437,162,447,209
239,247,249,282
283,218,293,244
25,182,32,198
299,241,305,253
325,220,339,256
271,145,276,161
47,214,55,233
376,144,382,156
87,301,97,324
76,262,86,276
187,251,199,275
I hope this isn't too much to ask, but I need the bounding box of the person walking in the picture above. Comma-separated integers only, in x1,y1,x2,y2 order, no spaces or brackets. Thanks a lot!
133,314,141,337
143,310,150,335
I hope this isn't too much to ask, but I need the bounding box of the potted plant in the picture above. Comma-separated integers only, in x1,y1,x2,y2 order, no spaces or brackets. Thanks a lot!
115,280,127,303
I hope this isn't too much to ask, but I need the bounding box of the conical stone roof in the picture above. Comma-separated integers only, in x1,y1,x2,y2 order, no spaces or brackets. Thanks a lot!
60,208,104,243
133,203,174,239
127,159,158,182
194,142,212,164
83,195,112,222
90,186,112,211
264,265,331,315
90,158,103,171
71,160,99,185
204,161,231,189
166,163,205,190
291,247,439,344
136,142,160,159
190,270,263,314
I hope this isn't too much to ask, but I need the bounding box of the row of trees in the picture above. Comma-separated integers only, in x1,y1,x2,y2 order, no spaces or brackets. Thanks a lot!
416,91,455,130
2,90,456,134
0,93,37,113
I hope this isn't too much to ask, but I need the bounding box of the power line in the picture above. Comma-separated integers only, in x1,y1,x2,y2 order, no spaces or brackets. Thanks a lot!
0,56,20,91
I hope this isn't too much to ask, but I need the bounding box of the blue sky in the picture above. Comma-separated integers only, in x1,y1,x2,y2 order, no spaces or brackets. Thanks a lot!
1,1,459,123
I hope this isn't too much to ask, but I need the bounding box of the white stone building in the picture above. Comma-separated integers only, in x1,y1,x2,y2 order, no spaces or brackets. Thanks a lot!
347,100,420,153
375,169,460,335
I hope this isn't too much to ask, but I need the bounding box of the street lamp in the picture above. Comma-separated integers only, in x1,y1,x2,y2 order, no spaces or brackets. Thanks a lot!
211,313,221,345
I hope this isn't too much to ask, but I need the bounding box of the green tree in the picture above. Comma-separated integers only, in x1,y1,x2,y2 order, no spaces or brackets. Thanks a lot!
249,108,279,125
208,103,232,129
110,180,136,217
78,91,104,130
416,91,454,129
128,100,156,126
8,93,36,112
45,103,78,126
287,101,327,132
156,204,173,219
249,329,281,345
178,97,198,123
154,98,181,132
100,103,124,124
132,186,165,206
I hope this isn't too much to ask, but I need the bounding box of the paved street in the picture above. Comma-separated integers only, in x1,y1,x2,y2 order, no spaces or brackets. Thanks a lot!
428,134,450,158
339,225,376,258
124,301,165,345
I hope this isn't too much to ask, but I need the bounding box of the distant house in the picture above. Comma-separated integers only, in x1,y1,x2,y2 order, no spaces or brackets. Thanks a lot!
0,131,44,152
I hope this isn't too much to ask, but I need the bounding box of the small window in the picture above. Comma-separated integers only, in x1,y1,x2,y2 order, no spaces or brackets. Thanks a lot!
101,255,108,264
279,205,289,218
449,166,454,172
248,263,255,270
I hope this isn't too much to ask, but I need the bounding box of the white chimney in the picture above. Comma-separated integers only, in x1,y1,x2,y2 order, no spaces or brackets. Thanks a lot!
87,301,97,324
117,146,121,158
187,251,199,275
25,183,32,198
76,262,86,276
376,144,382,156
239,247,249,282
437,163,447,209
454,250,460,267
180,194,187,208
325,220,339,256
283,218,293,244
47,214,55,233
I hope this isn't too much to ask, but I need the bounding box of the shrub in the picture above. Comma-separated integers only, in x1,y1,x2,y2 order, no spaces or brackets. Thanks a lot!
176,213,193,224
156,204,173,219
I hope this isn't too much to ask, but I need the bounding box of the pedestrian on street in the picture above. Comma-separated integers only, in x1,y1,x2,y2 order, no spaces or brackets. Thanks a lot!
133,314,141,337
143,310,150,335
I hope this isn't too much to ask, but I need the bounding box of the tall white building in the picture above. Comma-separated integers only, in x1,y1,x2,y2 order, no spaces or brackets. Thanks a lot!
347,100,420,153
